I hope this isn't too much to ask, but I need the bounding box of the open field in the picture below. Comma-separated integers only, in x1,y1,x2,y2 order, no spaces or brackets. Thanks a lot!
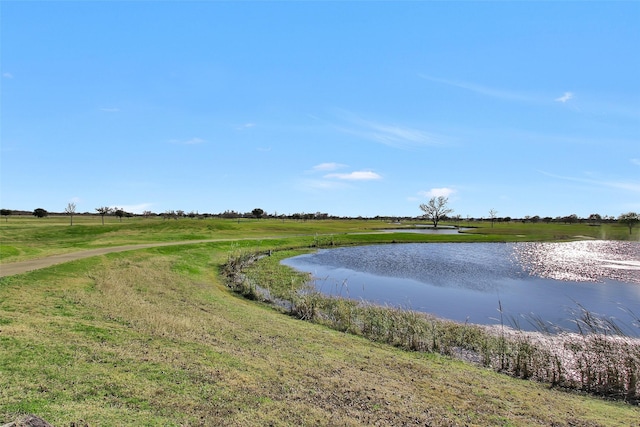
1,215,636,264
1,218,639,425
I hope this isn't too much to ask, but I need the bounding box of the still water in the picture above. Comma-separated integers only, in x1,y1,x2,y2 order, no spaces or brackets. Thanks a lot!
281,241,640,335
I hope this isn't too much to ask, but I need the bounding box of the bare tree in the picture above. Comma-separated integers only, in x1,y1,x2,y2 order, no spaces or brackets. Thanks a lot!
95,206,113,225
163,210,177,220
419,196,453,228
65,202,76,226
489,209,498,228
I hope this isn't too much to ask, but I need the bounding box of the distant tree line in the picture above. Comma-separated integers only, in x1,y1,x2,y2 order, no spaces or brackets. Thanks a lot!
0,205,637,235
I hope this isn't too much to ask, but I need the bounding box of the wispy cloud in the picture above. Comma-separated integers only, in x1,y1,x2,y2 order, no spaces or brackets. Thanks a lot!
540,170,640,193
236,123,256,130
100,107,120,113
555,92,574,103
363,122,435,148
419,74,536,102
325,171,382,181
422,74,637,120
2,72,13,79
312,162,347,172
418,187,456,198
334,112,441,149
631,158,640,166
169,137,205,145
610,182,640,192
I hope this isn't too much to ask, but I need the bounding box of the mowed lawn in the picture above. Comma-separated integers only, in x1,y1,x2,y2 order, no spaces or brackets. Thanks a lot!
1,218,638,425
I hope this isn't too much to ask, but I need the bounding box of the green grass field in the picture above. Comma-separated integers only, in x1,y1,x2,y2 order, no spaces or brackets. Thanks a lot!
2,215,636,263
1,217,638,426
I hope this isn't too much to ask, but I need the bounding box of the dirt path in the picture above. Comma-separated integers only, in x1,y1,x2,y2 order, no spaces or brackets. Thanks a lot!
0,240,230,278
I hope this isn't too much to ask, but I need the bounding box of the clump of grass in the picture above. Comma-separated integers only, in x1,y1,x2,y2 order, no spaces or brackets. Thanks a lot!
220,244,264,300
311,233,338,248
566,334,639,400
225,249,640,404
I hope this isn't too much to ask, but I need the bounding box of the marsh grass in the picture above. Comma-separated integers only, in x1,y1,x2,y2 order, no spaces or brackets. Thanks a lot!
231,249,640,404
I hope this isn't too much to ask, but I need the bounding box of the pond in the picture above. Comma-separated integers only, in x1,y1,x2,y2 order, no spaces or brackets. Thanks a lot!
281,241,640,336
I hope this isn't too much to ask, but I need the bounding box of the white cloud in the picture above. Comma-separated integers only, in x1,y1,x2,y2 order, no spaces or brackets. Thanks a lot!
631,158,640,166
325,171,382,181
170,137,205,145
555,92,574,103
100,107,120,113
419,187,456,198
312,162,347,172
2,72,13,79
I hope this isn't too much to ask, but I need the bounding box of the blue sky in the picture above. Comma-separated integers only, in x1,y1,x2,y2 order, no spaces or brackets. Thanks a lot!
1,1,639,218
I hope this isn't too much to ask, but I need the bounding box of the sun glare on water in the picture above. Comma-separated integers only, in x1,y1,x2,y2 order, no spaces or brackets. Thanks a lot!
512,241,640,284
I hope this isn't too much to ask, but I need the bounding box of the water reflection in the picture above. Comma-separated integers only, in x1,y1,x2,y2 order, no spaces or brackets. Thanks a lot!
282,242,640,335
513,241,640,283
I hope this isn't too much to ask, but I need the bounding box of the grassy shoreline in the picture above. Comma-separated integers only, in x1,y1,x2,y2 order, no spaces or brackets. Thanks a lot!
1,218,639,425
228,246,640,404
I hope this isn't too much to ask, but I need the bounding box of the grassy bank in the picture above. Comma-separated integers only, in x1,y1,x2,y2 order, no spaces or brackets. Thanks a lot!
230,248,640,404
1,219,639,425
0,216,417,262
